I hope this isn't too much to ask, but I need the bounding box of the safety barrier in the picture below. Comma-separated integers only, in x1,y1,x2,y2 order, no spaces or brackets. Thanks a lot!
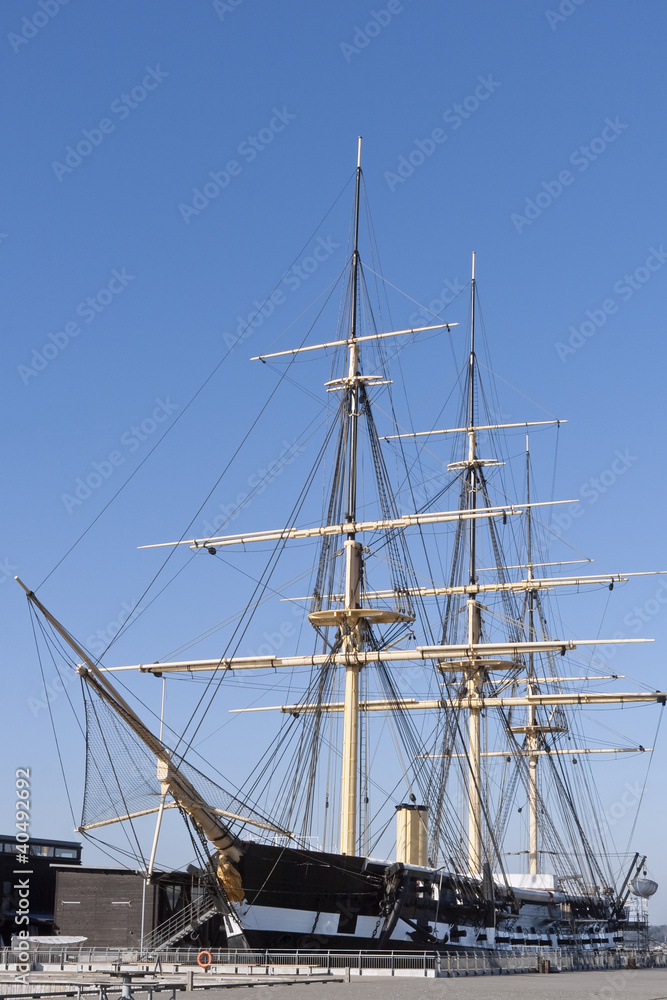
1,944,665,985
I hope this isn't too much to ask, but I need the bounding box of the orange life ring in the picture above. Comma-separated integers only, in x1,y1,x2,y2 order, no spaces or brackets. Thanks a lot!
197,950,213,969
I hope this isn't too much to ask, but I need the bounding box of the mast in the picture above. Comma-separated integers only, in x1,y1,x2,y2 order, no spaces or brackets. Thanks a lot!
340,136,363,856
525,436,539,875
465,252,483,874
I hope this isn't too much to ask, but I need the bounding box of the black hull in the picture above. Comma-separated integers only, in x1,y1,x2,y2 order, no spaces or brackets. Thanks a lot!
222,841,623,952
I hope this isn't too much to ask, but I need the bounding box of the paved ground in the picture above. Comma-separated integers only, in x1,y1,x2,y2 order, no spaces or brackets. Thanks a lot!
181,969,667,1000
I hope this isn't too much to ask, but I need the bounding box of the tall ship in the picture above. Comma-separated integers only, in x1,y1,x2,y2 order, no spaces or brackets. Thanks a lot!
20,141,664,952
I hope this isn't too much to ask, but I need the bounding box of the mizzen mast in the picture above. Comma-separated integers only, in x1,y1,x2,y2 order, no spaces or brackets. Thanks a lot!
525,436,540,876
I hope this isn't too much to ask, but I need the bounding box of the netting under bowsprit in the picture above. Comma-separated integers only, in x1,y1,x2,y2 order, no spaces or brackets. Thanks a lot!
81,685,274,839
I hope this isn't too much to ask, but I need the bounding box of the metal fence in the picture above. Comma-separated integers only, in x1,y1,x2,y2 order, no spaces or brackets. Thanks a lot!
2,945,666,976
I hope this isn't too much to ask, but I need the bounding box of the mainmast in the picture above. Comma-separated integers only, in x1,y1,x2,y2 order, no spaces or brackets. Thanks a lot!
465,252,483,874
340,136,364,856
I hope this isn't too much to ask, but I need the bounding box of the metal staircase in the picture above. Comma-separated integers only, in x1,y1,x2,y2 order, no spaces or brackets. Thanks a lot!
142,890,220,952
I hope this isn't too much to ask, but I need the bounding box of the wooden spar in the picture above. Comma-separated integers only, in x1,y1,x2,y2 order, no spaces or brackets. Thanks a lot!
136,499,578,550
79,803,293,836
382,419,566,440
249,322,458,362
352,569,667,599
99,636,655,674
425,747,652,759
284,568,667,601
232,690,667,714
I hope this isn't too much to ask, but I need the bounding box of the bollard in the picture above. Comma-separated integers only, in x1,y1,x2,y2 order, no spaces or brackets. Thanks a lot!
344,967,351,983
185,970,194,992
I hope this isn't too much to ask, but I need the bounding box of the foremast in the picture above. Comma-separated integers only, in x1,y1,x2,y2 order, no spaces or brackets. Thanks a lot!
340,136,363,857
314,138,413,855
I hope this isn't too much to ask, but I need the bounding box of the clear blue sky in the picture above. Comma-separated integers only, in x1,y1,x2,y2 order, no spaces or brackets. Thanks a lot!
2,0,667,921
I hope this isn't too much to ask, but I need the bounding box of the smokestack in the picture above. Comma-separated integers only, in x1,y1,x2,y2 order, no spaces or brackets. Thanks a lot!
396,803,428,866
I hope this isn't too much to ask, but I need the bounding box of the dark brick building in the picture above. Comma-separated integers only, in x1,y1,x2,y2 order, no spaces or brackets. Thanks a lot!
55,866,224,949
54,867,154,949
0,834,81,945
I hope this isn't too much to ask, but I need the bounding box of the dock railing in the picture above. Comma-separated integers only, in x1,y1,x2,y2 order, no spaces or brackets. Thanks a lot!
1,945,666,979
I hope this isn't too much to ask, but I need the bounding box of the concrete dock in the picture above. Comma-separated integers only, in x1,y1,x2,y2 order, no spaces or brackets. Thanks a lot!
2,968,667,1000
178,968,667,999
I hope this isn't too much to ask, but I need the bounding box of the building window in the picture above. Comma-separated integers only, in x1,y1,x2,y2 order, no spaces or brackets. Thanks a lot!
31,845,55,857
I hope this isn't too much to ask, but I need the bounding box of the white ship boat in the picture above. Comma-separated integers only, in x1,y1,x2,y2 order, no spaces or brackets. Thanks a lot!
19,140,665,952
